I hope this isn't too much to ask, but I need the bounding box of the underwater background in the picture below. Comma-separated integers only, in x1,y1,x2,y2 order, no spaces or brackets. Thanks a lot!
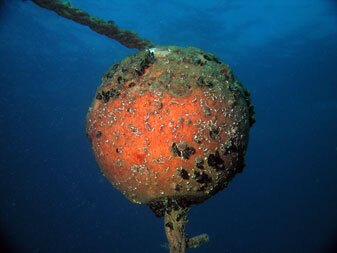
1,0,337,252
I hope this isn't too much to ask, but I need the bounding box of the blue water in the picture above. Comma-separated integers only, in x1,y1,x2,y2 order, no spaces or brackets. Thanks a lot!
1,1,337,252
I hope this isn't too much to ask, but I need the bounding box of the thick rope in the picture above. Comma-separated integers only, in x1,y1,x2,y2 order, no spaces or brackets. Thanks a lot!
164,207,209,253
30,0,155,50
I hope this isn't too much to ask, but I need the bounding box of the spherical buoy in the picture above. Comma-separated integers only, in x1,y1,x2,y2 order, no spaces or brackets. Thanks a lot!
86,46,255,251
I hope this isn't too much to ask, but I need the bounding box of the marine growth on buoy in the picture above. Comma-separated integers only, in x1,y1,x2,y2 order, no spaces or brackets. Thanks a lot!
86,46,255,216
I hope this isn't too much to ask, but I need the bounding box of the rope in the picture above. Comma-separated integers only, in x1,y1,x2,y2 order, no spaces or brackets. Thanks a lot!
31,0,155,50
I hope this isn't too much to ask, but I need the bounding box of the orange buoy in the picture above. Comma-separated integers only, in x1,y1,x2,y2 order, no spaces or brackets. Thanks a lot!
86,46,255,252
